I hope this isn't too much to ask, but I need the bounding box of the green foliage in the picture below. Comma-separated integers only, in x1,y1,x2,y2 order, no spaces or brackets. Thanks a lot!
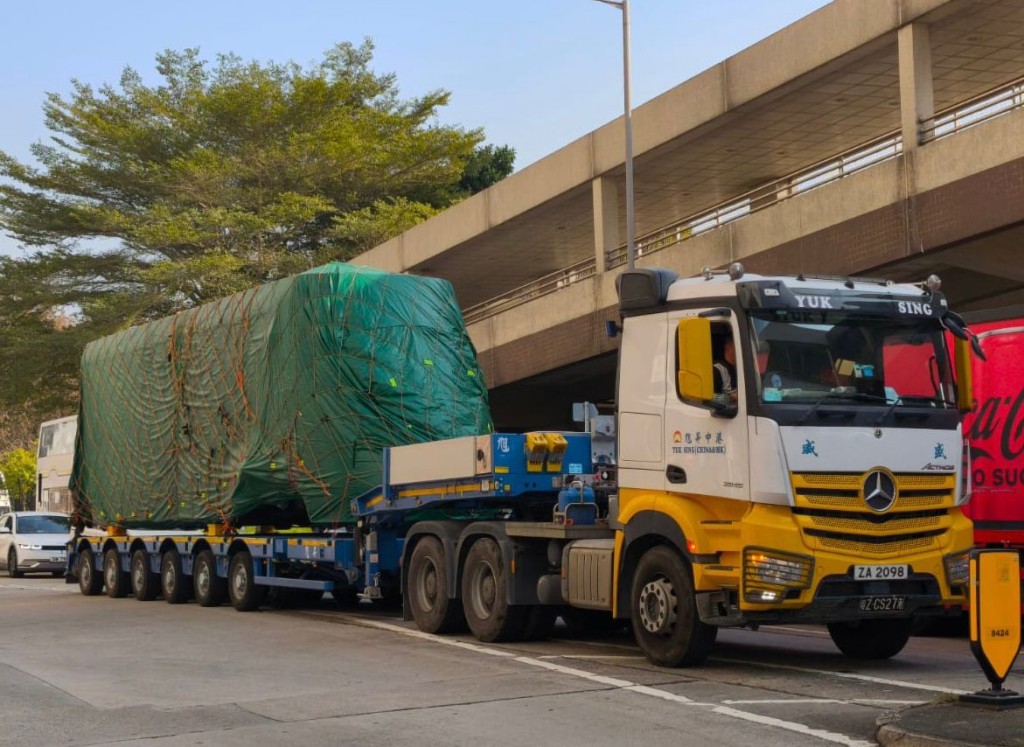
0,40,516,417
0,448,36,511
458,144,516,195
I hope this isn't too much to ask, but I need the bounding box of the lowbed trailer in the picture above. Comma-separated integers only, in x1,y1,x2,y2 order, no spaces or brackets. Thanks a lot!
75,432,611,639
71,263,983,668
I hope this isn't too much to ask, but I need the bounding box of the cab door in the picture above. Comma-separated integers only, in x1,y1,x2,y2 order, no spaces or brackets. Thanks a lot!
662,310,750,502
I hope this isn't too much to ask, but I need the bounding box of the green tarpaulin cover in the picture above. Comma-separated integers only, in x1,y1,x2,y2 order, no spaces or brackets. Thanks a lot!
71,263,491,529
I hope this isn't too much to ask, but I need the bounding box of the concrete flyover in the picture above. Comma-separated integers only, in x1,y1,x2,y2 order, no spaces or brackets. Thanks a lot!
351,0,1024,429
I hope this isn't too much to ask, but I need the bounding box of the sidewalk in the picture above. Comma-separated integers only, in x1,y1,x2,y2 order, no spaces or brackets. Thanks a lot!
877,697,1024,747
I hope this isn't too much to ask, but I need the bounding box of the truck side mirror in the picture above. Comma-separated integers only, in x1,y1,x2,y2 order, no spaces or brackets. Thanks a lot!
676,318,714,402
953,336,973,413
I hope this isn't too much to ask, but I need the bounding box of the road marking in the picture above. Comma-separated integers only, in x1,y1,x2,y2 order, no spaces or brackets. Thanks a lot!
537,654,647,661
0,583,78,594
723,699,847,705
712,656,969,695
710,704,874,746
341,616,875,746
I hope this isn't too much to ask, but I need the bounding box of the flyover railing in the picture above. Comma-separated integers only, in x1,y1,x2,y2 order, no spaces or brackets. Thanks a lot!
463,76,1024,326
921,74,1024,143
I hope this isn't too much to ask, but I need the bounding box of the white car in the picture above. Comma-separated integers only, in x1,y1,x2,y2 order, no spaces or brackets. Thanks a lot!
0,512,70,577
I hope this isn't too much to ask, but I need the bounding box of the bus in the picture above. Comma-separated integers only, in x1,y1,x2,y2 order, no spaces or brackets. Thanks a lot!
36,415,76,513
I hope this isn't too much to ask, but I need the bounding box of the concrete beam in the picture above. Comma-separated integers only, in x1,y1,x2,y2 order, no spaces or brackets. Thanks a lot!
898,22,935,151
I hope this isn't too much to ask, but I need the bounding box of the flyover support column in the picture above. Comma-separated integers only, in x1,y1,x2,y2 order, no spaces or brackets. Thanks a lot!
898,23,934,151
592,176,619,273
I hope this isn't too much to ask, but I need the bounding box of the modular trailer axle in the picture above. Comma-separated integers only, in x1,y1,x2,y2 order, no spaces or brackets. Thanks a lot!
73,432,613,642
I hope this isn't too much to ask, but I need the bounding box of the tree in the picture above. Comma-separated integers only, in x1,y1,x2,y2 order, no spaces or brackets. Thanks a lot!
458,144,516,195
0,448,36,511
0,40,516,418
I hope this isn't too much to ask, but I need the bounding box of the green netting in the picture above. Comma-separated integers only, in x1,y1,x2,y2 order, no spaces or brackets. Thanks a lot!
70,263,492,529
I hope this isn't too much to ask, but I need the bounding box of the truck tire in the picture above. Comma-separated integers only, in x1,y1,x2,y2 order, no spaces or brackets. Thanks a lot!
161,549,190,604
407,536,462,633
103,548,129,598
630,546,717,667
78,547,103,596
827,618,913,659
461,537,527,642
228,550,264,611
130,548,159,601
7,548,22,579
194,550,226,607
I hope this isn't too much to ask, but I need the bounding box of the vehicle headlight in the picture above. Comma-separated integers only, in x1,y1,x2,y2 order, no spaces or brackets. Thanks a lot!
18,543,42,550
945,550,970,588
744,547,814,603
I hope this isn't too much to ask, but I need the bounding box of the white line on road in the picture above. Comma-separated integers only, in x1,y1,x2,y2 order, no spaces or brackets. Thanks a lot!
712,656,969,695
723,698,925,706
537,654,647,661
342,616,875,747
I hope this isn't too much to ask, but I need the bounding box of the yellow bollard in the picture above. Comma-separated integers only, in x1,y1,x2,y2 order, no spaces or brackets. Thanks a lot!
961,549,1024,706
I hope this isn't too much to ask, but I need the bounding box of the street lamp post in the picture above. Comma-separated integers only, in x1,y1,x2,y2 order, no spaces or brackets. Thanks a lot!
593,0,636,270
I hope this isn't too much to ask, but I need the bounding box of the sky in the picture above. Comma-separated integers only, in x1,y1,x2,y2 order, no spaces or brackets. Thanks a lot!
0,0,831,257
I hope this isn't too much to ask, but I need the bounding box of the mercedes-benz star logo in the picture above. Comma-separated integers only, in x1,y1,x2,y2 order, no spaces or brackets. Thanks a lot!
863,469,897,512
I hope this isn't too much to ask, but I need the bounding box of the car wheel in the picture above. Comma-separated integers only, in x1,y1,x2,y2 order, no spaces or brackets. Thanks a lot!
7,548,22,579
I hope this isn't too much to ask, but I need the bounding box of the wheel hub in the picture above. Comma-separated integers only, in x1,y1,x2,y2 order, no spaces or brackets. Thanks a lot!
232,564,248,596
638,576,677,634
417,560,439,611
132,560,143,589
196,563,209,596
469,563,497,619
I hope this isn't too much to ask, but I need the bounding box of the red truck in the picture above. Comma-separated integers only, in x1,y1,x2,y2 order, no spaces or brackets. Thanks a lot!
959,308,1024,561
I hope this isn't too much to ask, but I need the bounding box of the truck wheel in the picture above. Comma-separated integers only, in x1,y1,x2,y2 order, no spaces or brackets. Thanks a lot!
7,548,22,579
161,549,190,604
827,618,913,659
103,548,129,598
130,549,159,601
78,547,102,596
407,536,462,633
194,550,226,607
461,537,527,642
228,551,264,611
630,546,717,667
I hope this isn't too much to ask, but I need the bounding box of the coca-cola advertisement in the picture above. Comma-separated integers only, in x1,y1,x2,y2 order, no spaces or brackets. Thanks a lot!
959,313,1024,537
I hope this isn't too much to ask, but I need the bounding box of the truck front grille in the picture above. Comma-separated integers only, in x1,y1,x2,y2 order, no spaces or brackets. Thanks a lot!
791,472,956,556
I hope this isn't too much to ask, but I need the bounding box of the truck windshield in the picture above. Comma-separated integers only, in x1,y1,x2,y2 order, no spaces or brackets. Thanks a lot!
749,310,954,407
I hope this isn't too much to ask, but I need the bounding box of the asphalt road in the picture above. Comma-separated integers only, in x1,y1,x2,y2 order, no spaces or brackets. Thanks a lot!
0,575,1009,747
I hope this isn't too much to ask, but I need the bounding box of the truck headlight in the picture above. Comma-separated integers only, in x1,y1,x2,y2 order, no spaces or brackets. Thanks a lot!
743,547,813,603
945,550,970,589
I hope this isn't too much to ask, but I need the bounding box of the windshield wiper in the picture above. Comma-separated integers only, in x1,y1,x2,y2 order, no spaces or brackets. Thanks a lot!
798,387,879,425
